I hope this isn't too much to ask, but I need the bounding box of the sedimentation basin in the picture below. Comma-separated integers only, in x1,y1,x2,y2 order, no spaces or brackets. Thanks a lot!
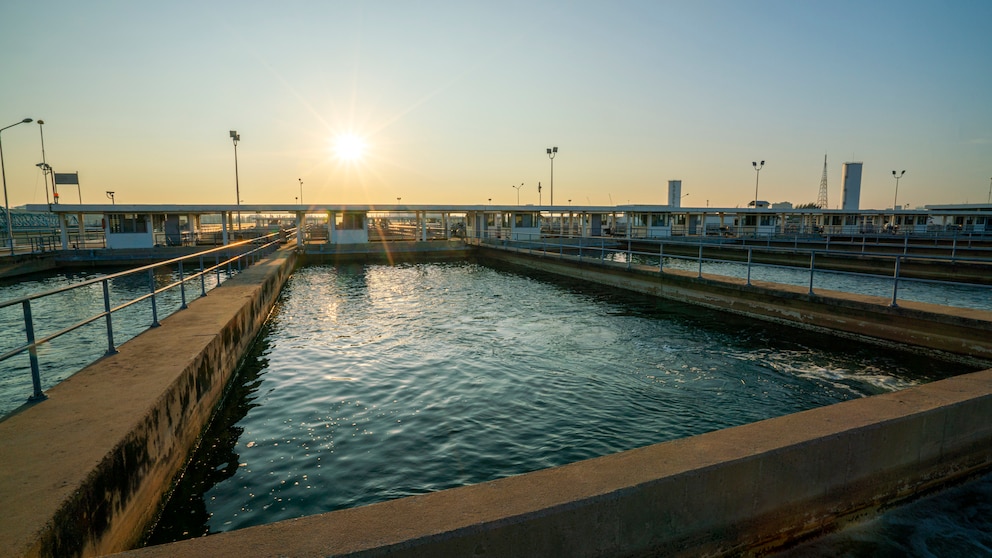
1,242,991,557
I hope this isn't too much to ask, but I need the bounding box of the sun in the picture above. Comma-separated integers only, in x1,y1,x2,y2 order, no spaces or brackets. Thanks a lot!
331,133,367,162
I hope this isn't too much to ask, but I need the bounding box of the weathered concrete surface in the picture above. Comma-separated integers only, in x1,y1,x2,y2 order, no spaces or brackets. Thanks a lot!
479,247,992,364
0,245,297,558
108,368,992,558
0,253,58,279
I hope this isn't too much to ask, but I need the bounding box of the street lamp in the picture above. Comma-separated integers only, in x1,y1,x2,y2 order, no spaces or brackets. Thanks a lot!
892,170,905,209
106,191,115,204
512,182,523,205
298,178,304,206
546,146,558,206
1,117,33,256
752,160,765,209
538,182,542,206
230,130,241,230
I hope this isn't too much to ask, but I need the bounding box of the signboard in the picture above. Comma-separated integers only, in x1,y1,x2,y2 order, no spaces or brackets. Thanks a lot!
54,173,79,185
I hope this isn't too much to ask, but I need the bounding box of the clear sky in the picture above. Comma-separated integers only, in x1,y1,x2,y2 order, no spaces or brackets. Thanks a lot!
1,0,990,210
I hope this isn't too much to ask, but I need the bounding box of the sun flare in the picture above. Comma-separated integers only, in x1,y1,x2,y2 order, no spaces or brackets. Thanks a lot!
331,133,367,162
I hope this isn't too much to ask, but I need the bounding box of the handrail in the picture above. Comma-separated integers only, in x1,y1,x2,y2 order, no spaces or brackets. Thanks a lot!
470,234,992,311
0,228,294,406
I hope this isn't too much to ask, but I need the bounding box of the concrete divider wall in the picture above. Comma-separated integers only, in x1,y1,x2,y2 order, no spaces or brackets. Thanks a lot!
0,245,298,558
478,247,992,363
109,369,992,558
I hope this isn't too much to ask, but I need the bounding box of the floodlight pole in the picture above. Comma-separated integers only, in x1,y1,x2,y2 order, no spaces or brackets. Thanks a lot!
230,130,241,230
546,146,558,206
892,170,905,209
1,118,34,256
752,160,765,209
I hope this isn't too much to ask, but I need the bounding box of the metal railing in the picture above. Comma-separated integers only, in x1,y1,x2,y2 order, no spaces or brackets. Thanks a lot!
470,234,992,311
0,229,292,405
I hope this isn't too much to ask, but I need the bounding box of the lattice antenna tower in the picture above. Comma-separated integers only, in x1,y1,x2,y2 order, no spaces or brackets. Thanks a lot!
816,154,829,208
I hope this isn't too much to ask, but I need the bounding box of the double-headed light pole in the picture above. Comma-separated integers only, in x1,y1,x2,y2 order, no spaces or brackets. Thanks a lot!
512,182,523,205
1,117,34,256
752,160,765,209
892,170,905,209
230,130,241,229
546,146,557,206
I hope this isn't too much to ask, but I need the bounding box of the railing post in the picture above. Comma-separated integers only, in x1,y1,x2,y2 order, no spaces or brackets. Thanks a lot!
22,300,46,402
103,279,117,355
697,244,703,278
890,256,901,307
179,260,188,309
200,255,207,296
148,269,161,328
808,251,816,296
746,247,753,286
600,237,605,262
659,242,664,272
626,240,631,270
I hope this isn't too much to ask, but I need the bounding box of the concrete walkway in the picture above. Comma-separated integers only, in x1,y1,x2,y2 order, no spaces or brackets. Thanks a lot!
0,245,297,558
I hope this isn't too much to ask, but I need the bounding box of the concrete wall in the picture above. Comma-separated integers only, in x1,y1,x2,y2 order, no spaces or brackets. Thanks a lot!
478,246,992,364
109,368,992,558
0,245,298,558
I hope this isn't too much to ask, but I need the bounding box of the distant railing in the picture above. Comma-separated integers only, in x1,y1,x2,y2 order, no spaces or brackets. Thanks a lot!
0,229,292,406
470,234,992,311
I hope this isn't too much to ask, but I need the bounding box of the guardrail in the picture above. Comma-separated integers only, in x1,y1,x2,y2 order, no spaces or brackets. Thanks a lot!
0,229,293,406
471,234,992,311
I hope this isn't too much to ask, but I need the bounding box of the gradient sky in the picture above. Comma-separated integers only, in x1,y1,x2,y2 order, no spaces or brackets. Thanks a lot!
1,0,990,210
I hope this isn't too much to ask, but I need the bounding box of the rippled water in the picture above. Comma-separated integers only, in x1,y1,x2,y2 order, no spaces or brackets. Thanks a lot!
149,261,975,545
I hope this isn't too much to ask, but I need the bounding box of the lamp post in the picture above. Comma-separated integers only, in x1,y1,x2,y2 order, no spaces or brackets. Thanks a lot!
512,182,523,205
37,119,51,205
1,118,33,256
298,178,304,206
106,191,115,204
546,146,558,206
892,170,905,209
752,160,765,209
538,182,542,206
230,130,241,230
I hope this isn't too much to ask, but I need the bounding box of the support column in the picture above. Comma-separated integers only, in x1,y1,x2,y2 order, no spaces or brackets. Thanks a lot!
420,211,427,241
328,211,336,244
59,213,69,250
221,212,229,245
296,211,304,247
76,213,85,248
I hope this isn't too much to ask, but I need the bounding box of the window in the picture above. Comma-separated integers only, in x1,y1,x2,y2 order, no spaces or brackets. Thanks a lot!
336,213,364,230
107,214,148,233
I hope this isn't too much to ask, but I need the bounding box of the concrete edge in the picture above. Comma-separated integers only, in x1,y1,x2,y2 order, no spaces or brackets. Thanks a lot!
108,369,992,557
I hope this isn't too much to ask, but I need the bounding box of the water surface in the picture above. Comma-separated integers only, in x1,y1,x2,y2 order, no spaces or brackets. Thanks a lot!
150,262,970,543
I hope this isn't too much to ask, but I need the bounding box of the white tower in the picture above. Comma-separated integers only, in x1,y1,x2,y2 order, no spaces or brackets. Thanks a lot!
668,180,683,207
841,162,862,210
